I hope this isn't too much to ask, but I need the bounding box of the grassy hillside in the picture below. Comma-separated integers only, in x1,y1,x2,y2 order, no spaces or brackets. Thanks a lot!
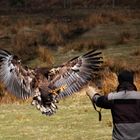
0,8,140,99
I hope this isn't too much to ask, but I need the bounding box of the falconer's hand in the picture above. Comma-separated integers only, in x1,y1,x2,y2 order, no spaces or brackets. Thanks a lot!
86,86,100,100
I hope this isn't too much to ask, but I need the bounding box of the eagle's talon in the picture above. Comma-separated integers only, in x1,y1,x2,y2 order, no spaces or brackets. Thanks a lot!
59,84,67,92
49,84,67,95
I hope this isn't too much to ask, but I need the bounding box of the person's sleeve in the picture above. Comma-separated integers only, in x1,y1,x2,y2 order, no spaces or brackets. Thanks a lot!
92,93,113,109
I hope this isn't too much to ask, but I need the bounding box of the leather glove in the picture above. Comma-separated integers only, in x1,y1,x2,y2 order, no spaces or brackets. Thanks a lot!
86,86,100,100
86,86,102,121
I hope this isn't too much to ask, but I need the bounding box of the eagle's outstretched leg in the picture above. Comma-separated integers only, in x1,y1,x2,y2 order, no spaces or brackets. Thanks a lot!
31,85,67,116
31,94,58,116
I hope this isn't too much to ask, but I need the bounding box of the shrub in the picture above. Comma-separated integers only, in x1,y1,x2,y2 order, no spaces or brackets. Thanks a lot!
0,16,11,26
88,14,103,27
135,73,140,90
0,83,5,100
117,31,132,44
130,49,140,56
85,13,108,28
9,0,25,7
12,27,40,61
38,46,54,66
100,70,118,94
108,12,127,25
104,59,129,73
60,38,107,54
43,22,66,46
86,40,107,50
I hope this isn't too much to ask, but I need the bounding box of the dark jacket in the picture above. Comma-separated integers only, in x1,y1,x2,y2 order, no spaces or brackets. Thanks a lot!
93,90,140,140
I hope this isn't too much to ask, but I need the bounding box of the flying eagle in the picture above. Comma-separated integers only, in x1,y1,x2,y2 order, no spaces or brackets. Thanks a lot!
0,49,103,116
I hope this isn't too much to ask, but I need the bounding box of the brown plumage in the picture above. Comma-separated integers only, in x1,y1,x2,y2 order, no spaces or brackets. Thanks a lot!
0,49,103,116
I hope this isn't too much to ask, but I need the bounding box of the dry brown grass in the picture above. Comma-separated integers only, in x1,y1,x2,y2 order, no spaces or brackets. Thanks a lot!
117,31,133,44
107,12,128,25
0,92,19,104
103,58,129,73
8,17,44,61
101,70,140,94
16,17,33,27
12,27,41,61
60,39,107,53
135,73,140,90
43,22,68,45
100,70,118,94
130,49,140,56
80,10,133,29
38,46,54,65
0,83,23,104
86,13,108,28
83,12,108,28
86,39,107,50
104,57,140,73
102,58,140,92
0,83,5,100
0,16,11,27
42,21,88,46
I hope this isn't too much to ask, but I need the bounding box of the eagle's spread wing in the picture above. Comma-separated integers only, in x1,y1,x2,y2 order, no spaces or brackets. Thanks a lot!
49,49,103,99
0,49,103,116
0,49,35,99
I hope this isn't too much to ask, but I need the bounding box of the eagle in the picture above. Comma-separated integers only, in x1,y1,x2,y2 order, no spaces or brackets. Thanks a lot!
0,49,103,116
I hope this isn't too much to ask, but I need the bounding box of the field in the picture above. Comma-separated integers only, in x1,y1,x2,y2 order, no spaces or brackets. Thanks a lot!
0,96,112,140
0,7,140,140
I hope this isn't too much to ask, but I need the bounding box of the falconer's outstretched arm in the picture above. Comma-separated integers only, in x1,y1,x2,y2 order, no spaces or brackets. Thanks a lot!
86,86,113,109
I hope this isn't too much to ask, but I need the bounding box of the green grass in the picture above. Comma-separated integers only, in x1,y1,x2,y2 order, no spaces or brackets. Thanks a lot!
0,96,112,140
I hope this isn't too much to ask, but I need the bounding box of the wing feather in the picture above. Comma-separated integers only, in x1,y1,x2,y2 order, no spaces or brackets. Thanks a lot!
0,49,35,99
49,49,103,99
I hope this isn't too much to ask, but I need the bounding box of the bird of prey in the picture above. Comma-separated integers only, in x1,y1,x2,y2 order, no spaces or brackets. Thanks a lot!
0,49,103,116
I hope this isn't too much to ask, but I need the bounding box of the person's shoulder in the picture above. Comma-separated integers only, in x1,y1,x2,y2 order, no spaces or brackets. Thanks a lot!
136,91,140,94
107,90,140,100
107,91,118,100
131,90,140,96
126,90,140,99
